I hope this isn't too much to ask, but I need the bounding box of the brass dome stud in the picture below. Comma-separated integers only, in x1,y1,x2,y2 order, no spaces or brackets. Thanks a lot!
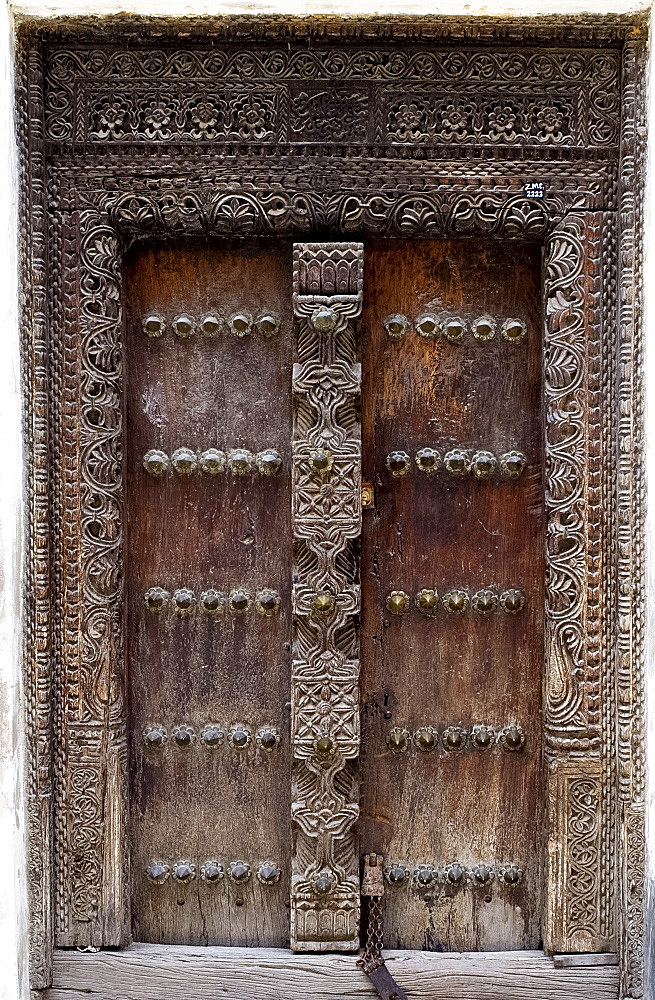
386,727,410,753
415,314,442,340
499,724,525,751
471,724,496,751
442,726,467,752
228,860,251,883
172,723,195,749
470,863,494,886
310,307,338,333
255,589,280,616
227,448,254,475
200,724,225,749
257,450,282,476
200,589,224,615
386,590,411,615
444,317,466,344
142,724,167,749
312,869,337,894
173,588,195,615
200,314,224,338
384,864,410,887
312,592,334,615
472,589,499,616
200,449,226,475
415,588,439,616
415,447,442,476
413,864,438,888
499,451,527,479
413,726,438,752
144,586,169,612
314,733,336,756
442,589,469,614
172,314,195,339
255,314,280,338
383,313,409,340
444,448,471,477
146,860,170,884
472,316,496,342
228,725,252,751
386,451,411,477
444,862,467,886
143,314,166,339
229,313,253,338
499,864,522,886
257,861,281,884
256,727,280,752
201,860,224,883
471,450,497,479
501,318,527,344
171,447,198,475
172,860,196,883
229,589,252,615
309,449,333,474
500,588,526,615
143,449,169,476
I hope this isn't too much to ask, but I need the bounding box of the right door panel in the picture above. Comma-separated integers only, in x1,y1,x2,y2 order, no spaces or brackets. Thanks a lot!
360,238,545,951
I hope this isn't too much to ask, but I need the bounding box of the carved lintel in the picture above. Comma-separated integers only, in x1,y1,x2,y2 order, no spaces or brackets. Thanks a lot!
291,242,363,951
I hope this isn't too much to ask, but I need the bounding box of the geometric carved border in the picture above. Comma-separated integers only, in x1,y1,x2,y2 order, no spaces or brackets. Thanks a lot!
16,16,647,998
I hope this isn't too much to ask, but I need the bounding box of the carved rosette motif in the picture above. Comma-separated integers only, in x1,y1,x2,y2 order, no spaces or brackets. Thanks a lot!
290,243,363,950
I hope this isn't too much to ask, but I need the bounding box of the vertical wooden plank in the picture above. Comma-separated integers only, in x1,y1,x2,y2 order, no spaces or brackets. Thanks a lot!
290,243,363,951
123,239,293,948
359,238,544,951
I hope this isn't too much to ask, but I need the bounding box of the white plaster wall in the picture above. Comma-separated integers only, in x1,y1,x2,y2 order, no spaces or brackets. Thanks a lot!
643,9,655,1000
0,2,652,999
0,3,28,1000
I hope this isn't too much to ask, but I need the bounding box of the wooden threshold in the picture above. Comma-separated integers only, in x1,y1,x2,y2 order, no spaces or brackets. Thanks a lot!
49,944,619,1000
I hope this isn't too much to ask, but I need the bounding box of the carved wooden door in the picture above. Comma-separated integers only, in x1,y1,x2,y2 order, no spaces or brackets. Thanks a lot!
123,236,543,954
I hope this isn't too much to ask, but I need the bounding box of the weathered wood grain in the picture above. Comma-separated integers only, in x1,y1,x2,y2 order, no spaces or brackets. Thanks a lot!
123,239,293,947
49,945,619,1000
360,239,544,951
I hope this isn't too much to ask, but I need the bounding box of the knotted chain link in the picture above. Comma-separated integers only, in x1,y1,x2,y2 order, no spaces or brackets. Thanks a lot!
358,894,386,974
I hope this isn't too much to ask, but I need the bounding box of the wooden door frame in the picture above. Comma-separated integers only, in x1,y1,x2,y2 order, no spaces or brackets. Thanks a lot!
17,15,647,998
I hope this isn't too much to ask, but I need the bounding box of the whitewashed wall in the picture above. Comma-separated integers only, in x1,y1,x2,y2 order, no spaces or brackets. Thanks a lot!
0,3,652,999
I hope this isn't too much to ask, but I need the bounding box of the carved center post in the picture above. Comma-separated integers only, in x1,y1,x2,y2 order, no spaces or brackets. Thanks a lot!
290,243,364,951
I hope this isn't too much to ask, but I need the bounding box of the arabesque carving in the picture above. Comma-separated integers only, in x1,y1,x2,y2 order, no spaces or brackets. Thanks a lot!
17,16,647,997
290,243,363,950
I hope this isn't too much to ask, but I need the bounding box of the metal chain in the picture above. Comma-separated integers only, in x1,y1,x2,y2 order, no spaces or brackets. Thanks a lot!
359,895,386,973
358,855,409,1000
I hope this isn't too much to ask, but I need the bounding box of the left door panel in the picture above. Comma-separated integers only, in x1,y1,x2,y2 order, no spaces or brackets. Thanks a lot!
124,239,292,946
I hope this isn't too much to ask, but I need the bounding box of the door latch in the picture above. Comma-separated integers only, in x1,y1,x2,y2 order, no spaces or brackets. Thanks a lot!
358,854,409,1000
362,482,374,508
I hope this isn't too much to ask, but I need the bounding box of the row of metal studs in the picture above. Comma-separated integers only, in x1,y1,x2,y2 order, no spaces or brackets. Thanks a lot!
144,586,281,616
143,447,283,477
386,588,526,616
386,447,527,479
384,861,523,888
142,312,281,339
146,859,281,885
142,722,281,752
384,313,527,344
386,723,525,754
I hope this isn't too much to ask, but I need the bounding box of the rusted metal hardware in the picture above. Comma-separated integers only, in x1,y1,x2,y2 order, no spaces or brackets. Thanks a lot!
358,854,409,1000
